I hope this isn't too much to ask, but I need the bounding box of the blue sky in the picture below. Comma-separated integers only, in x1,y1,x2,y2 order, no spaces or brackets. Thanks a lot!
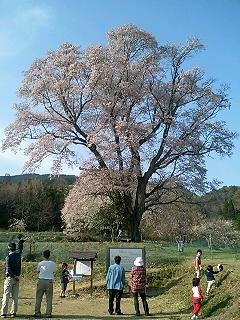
0,0,239,186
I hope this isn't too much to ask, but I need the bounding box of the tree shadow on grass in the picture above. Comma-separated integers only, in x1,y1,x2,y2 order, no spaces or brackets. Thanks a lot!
216,270,231,287
203,295,232,317
147,275,186,297
200,270,231,308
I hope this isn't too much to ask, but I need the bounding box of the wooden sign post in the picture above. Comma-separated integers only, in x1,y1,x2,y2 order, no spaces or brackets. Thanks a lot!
69,252,97,296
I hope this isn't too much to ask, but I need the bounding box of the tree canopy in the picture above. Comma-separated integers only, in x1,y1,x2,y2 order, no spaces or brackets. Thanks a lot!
3,25,237,241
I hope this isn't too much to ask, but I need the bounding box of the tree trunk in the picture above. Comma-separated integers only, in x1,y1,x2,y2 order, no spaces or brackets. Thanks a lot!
111,226,115,243
130,180,147,242
130,210,141,242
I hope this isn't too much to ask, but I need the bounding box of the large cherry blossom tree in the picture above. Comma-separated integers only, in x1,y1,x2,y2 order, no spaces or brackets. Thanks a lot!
3,25,236,241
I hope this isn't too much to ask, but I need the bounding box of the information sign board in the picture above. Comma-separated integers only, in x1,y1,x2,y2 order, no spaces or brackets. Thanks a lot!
106,248,145,272
75,260,92,276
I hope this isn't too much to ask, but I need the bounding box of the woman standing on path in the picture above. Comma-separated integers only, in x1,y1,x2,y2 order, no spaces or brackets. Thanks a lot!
131,257,150,317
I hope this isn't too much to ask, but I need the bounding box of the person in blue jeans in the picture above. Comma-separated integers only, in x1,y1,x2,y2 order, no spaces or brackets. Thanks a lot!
106,255,125,315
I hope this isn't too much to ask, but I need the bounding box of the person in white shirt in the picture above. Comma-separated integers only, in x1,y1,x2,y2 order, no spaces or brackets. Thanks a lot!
34,250,56,318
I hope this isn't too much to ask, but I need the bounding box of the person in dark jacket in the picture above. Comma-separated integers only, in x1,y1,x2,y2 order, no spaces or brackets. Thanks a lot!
131,257,150,316
204,265,222,297
1,243,21,318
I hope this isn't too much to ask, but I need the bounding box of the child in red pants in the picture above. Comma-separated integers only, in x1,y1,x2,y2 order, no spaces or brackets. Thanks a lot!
191,277,203,320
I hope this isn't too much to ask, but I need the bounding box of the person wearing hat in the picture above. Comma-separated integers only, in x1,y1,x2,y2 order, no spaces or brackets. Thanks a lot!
106,255,125,315
1,243,21,318
131,257,150,316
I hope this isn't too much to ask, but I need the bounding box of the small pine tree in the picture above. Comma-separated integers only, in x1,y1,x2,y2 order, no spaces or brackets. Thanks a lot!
220,198,238,229
221,199,230,219
228,199,236,220
234,209,240,230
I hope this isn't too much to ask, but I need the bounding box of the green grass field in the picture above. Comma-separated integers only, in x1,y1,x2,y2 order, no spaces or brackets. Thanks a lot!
0,232,239,319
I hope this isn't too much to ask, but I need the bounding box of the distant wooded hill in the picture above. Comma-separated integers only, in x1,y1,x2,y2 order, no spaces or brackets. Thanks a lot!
0,173,239,232
0,173,77,185
200,186,240,217
0,174,77,231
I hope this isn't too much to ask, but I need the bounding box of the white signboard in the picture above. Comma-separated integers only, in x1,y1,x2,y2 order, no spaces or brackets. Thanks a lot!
107,248,145,272
75,260,92,276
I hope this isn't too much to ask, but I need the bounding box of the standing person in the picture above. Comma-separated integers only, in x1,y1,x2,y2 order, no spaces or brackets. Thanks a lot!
60,263,70,298
1,243,21,318
131,257,150,316
176,238,184,253
106,255,125,315
194,249,202,278
116,223,123,241
191,277,203,320
205,264,223,297
34,250,56,318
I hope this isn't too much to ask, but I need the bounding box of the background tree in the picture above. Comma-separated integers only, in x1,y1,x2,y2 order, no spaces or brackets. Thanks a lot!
194,219,240,248
2,25,237,241
228,199,236,219
140,201,204,242
8,219,26,232
0,182,18,228
220,199,236,220
200,186,240,218
0,177,69,231
62,171,129,241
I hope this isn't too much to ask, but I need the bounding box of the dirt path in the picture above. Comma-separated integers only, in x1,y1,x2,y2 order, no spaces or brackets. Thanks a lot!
6,288,192,319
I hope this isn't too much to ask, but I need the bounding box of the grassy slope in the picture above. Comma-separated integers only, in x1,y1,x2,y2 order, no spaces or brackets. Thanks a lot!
0,239,239,319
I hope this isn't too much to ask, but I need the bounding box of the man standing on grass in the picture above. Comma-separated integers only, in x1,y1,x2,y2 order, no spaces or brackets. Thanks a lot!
106,255,125,315
34,250,56,318
1,242,21,318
